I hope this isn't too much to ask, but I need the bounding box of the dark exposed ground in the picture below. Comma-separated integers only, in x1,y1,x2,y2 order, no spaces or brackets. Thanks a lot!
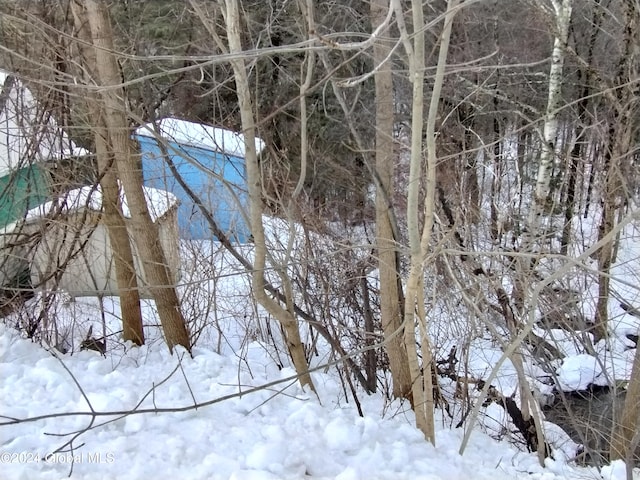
543,388,639,467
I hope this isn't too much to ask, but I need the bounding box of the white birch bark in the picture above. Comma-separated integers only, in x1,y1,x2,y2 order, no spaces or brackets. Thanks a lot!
521,0,573,463
529,0,573,232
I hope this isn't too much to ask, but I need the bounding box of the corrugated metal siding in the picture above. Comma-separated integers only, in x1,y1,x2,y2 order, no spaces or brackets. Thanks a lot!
138,136,251,243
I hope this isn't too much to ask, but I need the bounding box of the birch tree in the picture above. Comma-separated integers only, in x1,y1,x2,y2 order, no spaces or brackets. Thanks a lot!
505,0,574,462
527,0,573,233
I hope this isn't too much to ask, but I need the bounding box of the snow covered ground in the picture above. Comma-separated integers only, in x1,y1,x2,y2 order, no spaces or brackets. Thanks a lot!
2,217,640,480
0,322,620,480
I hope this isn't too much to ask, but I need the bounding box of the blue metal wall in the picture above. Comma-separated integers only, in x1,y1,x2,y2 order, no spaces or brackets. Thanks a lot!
137,136,251,243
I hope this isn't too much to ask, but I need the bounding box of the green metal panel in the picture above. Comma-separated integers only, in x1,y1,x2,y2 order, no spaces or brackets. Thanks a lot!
0,164,51,229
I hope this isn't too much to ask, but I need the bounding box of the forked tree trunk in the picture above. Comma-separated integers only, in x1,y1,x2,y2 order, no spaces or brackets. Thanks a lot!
222,0,315,392
371,0,413,402
394,0,429,439
79,0,190,353
70,2,144,346
395,0,459,444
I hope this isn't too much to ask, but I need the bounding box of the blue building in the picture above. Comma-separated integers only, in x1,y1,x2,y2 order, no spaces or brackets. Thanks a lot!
135,118,264,242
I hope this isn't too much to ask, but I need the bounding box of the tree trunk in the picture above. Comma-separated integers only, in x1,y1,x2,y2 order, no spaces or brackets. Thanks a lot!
395,0,429,439
222,0,315,392
371,0,412,402
610,339,640,466
81,0,190,353
594,0,638,344
528,0,572,235
395,0,459,444
561,0,602,255
91,111,145,346
513,1,573,463
70,1,144,345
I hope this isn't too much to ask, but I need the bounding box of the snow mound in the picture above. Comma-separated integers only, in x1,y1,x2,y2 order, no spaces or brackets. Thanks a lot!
556,354,607,391
0,324,596,480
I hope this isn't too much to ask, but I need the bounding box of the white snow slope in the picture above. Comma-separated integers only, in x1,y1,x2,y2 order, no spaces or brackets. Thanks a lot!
0,320,622,480
2,216,640,480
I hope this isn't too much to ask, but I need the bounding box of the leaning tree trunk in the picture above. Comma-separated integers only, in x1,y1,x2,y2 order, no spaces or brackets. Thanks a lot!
222,0,315,392
80,0,190,353
70,2,144,345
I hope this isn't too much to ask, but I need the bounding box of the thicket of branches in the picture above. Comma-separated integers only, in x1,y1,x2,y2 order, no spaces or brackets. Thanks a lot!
0,0,639,473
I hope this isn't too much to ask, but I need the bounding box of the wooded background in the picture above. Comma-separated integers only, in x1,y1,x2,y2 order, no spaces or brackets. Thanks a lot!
0,0,638,470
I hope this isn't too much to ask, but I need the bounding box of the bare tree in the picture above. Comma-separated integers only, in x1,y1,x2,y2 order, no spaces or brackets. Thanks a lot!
70,2,145,346
527,0,573,234
394,0,460,443
220,0,316,392
71,0,190,353
608,0,640,468
371,0,412,402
